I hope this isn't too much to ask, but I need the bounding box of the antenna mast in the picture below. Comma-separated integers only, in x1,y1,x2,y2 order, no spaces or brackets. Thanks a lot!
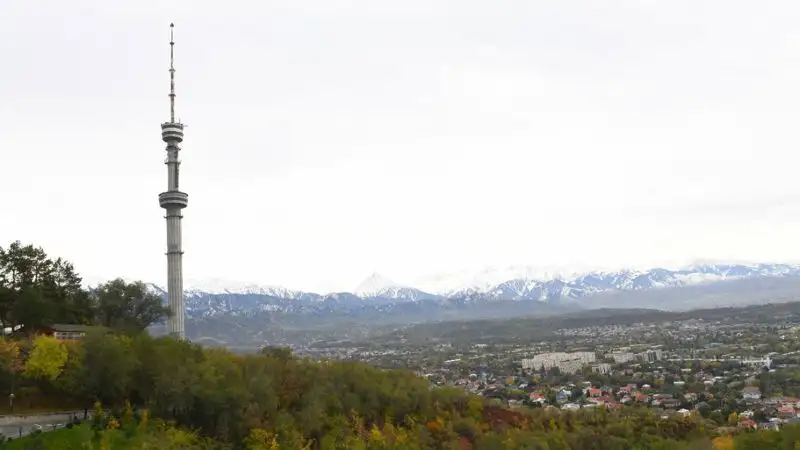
169,23,176,123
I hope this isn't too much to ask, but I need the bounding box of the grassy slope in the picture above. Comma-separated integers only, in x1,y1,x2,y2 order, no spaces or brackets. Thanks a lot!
5,425,93,449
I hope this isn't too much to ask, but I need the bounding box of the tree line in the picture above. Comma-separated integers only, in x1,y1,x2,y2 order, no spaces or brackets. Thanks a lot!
0,241,169,336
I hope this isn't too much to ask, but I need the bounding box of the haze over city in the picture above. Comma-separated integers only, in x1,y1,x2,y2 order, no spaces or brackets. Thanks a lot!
3,0,800,293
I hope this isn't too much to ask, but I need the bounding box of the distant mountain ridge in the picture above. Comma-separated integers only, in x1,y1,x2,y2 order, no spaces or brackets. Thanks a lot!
143,263,800,319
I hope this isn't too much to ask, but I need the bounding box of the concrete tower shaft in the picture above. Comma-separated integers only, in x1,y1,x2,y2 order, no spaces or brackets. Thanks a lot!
159,23,188,340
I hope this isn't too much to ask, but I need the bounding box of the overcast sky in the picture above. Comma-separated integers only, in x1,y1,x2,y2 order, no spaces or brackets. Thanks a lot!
3,0,800,293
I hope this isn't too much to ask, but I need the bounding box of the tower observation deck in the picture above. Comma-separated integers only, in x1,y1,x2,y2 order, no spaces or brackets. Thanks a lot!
159,23,188,339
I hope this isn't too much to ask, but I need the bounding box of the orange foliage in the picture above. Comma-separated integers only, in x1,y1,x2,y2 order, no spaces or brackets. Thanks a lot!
0,339,23,374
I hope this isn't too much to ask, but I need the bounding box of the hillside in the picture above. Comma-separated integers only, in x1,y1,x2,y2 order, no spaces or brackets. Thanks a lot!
365,301,800,347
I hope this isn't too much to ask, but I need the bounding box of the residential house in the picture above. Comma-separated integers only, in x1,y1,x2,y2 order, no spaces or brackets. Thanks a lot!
41,324,93,342
738,419,757,430
529,392,546,405
556,390,571,404
777,406,796,419
742,387,762,401
662,398,681,409
759,422,780,431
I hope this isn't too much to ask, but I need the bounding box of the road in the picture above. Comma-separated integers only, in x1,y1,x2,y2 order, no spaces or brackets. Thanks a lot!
0,410,87,440
0,420,68,439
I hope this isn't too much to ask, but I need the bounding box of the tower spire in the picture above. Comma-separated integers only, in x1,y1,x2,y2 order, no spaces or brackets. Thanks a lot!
169,23,176,123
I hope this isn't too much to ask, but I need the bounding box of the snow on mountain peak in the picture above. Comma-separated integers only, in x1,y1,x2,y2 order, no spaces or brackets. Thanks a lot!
182,277,303,299
88,262,800,314
354,272,403,297
411,264,600,295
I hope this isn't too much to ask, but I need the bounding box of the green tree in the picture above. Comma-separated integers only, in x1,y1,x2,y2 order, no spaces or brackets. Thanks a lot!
10,286,54,335
53,342,89,407
261,346,294,360
758,371,772,398
92,278,170,333
245,428,280,449
23,335,68,381
0,241,91,332
82,331,138,406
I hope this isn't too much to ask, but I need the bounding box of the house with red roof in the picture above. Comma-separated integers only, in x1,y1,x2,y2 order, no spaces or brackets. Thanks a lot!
528,392,546,405
777,405,796,419
739,419,757,430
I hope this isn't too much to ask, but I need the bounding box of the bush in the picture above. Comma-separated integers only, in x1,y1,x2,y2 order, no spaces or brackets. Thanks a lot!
452,418,480,441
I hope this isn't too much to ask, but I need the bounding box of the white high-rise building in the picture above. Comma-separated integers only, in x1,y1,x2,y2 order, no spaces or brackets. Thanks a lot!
521,352,596,374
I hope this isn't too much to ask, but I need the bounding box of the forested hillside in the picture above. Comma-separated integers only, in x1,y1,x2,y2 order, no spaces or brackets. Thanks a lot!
8,332,800,449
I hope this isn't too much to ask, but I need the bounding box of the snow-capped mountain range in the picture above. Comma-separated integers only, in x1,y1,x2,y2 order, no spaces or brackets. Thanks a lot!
140,263,800,319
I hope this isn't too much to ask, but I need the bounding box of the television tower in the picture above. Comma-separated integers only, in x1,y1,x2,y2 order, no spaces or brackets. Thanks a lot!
159,23,188,339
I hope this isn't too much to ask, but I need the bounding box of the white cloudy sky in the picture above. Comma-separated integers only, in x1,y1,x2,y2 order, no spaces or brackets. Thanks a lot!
2,0,800,293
